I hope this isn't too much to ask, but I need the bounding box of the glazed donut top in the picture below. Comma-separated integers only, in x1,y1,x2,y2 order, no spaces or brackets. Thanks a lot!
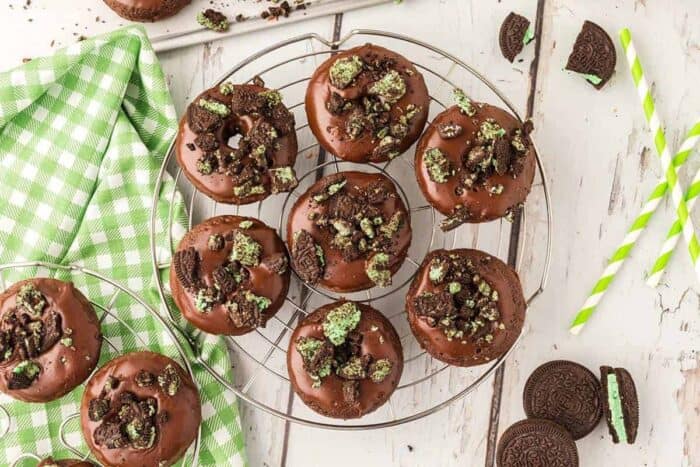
288,301,402,418
178,80,299,204
0,278,101,402
287,171,412,292
408,249,513,346
81,351,201,467
305,44,430,162
172,215,290,335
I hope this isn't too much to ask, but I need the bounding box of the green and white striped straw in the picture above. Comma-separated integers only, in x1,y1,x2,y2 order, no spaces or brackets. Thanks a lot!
620,29,700,278
647,121,700,287
569,29,700,335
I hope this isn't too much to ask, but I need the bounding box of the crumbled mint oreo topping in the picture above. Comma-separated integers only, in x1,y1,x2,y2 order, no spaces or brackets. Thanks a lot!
424,148,453,183
453,88,475,116
323,302,361,345
198,98,230,117
413,253,502,343
366,252,392,287
295,301,395,393
157,364,181,396
230,231,262,267
329,55,364,89
16,284,46,317
368,70,407,104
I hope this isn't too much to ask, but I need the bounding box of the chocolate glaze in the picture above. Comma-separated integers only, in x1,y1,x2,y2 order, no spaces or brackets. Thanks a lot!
305,44,430,162
0,278,102,403
286,171,412,292
415,104,536,223
171,215,290,335
287,301,403,419
405,249,526,367
38,458,96,467
102,0,190,22
176,84,298,204
80,351,201,467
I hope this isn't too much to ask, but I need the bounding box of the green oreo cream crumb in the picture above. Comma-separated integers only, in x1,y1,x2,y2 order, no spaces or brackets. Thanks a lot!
583,73,603,85
295,337,332,388
379,211,403,238
260,90,283,107
478,120,506,141
195,288,216,312
424,148,452,183
453,88,475,116
239,220,253,229
329,55,364,89
607,373,628,443
428,258,448,283
369,358,393,383
337,356,368,380
313,178,346,203
366,252,391,287
13,360,40,378
230,231,262,267
198,98,230,117
368,70,407,104
16,284,46,317
523,26,535,45
244,290,271,312
322,302,361,345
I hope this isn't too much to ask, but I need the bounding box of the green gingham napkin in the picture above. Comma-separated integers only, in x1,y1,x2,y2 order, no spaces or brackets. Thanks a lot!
0,27,246,466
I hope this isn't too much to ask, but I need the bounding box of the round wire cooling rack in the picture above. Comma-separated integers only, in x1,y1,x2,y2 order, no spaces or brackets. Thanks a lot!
0,261,201,466
149,29,553,430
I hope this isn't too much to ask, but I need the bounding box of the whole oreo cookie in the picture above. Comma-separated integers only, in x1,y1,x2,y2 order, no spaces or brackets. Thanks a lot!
499,12,534,63
497,419,579,467
565,20,616,89
523,360,603,440
600,365,639,444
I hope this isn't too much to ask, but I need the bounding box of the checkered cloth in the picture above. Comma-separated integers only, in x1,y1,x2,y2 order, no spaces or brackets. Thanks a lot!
0,27,246,466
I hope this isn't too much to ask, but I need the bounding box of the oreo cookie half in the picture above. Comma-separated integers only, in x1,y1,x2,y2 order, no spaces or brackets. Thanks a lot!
600,366,639,444
499,12,535,63
497,419,579,467
565,20,617,89
523,360,603,440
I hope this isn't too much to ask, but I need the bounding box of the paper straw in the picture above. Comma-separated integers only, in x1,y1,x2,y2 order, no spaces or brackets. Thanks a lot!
621,29,700,276
646,122,700,287
569,29,699,335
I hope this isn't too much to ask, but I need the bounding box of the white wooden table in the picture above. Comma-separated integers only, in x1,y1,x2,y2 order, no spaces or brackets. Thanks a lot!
4,1,700,466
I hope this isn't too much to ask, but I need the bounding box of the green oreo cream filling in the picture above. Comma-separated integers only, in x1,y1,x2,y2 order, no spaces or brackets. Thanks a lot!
583,73,603,85
322,302,361,345
607,373,628,443
230,231,262,267
522,26,535,45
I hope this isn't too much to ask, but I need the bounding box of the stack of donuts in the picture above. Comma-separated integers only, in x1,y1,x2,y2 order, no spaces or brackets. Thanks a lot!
171,43,536,420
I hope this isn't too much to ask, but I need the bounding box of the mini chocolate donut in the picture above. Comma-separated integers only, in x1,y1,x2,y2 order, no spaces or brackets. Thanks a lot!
305,44,430,163
287,300,403,419
80,351,201,467
0,278,102,403
286,171,412,293
414,93,536,228
102,0,190,22
405,249,526,367
171,215,291,335
38,458,97,467
176,81,299,204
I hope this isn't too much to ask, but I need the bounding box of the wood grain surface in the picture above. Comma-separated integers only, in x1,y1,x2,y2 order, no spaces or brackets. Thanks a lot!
3,0,699,465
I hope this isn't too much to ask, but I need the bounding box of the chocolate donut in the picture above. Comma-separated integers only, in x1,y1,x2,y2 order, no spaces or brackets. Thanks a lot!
287,171,411,293
414,94,536,228
176,81,299,204
38,458,96,467
0,278,102,403
80,351,201,467
171,215,290,335
287,300,403,419
405,249,526,367
305,44,430,163
102,0,190,22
